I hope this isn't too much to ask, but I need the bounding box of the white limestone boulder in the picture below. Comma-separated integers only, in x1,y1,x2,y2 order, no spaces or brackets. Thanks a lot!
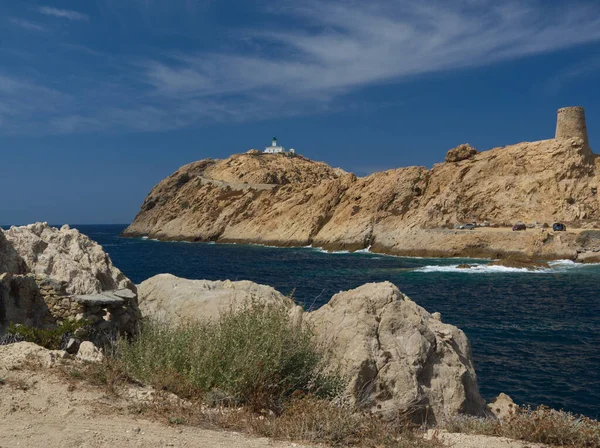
76,341,104,363
307,281,487,423
3,223,134,295
138,273,302,324
0,342,68,371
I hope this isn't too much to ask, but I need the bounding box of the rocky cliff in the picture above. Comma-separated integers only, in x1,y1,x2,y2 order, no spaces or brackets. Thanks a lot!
123,136,600,261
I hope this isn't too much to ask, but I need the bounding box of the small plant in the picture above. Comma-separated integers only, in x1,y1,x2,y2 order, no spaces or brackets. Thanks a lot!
117,302,344,412
168,417,185,425
6,320,88,350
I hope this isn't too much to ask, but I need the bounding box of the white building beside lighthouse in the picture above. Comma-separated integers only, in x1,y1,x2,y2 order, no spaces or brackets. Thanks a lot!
264,137,295,154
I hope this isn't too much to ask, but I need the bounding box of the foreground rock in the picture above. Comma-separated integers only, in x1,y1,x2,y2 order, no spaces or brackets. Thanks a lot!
122,109,600,262
3,222,134,294
138,274,486,423
138,273,302,324
487,393,518,420
0,341,68,371
1,223,140,339
308,282,486,423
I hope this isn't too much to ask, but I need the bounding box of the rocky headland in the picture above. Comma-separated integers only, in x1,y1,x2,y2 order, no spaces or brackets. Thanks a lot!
122,108,600,262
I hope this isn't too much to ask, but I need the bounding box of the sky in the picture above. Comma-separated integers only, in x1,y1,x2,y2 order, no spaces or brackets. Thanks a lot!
1,0,600,225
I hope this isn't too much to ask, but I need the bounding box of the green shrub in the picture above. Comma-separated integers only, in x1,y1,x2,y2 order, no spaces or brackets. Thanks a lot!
117,302,344,412
6,320,87,350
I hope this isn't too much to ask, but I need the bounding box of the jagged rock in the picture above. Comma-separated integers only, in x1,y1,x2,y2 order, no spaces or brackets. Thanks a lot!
138,273,302,324
307,282,486,423
457,264,474,269
0,231,27,274
487,257,550,270
487,393,517,420
445,143,478,162
76,341,104,363
0,342,68,371
3,223,135,295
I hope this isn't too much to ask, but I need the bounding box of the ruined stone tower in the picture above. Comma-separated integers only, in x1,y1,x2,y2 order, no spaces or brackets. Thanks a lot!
556,106,589,148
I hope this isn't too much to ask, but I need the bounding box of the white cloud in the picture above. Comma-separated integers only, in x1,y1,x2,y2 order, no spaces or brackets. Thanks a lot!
139,0,600,116
9,18,48,32
36,6,89,21
3,0,600,135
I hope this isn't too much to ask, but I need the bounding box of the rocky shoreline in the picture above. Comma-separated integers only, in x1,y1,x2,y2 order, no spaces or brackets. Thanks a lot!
122,227,600,264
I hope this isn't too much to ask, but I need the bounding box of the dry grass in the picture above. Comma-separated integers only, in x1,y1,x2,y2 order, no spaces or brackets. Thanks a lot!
445,405,600,447
124,391,444,448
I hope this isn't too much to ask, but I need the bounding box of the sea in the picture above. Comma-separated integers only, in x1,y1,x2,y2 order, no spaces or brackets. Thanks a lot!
8,224,600,418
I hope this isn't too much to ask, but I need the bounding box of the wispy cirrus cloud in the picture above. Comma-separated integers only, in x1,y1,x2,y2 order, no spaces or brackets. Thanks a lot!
144,1,600,100
2,0,600,135
36,6,89,21
9,17,48,32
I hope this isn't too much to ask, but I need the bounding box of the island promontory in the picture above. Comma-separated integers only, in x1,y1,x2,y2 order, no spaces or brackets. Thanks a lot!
123,107,600,262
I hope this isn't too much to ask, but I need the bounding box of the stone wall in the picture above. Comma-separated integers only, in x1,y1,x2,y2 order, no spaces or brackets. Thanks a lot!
1,273,141,344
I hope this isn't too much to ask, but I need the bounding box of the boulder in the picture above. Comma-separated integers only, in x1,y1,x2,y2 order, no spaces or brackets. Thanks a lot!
76,341,104,363
487,393,517,420
3,223,135,295
0,341,68,371
307,282,486,423
138,273,302,324
445,143,478,163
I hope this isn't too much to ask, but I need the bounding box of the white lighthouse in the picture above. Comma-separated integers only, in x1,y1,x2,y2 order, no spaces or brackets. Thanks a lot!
264,136,295,154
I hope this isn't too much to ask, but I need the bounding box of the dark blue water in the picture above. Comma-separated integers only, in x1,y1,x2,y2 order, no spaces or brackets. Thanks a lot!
45,225,600,417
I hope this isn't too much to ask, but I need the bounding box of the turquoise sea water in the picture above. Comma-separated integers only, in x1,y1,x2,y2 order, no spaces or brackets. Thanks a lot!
8,224,600,417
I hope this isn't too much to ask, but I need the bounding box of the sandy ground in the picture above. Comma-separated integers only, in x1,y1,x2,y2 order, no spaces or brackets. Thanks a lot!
0,344,550,448
0,366,310,448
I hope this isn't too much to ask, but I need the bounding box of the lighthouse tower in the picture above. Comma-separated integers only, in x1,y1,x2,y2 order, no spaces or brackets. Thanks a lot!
264,136,286,153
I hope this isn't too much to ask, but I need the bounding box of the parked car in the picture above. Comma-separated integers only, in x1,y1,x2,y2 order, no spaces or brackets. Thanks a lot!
552,222,567,231
463,223,476,230
512,223,527,231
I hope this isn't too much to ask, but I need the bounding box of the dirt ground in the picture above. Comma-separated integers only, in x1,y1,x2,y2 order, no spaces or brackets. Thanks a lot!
0,343,549,448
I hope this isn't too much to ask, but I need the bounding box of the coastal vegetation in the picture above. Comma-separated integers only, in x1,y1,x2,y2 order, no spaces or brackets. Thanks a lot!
445,407,600,447
70,303,446,447
115,302,342,412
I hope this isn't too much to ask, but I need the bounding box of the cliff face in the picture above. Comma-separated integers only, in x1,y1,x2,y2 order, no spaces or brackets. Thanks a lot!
123,139,600,261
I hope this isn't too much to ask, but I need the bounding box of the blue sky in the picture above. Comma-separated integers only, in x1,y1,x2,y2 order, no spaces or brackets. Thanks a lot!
1,0,600,225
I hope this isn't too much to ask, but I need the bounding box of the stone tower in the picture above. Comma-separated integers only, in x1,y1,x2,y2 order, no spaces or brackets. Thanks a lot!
556,106,589,148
